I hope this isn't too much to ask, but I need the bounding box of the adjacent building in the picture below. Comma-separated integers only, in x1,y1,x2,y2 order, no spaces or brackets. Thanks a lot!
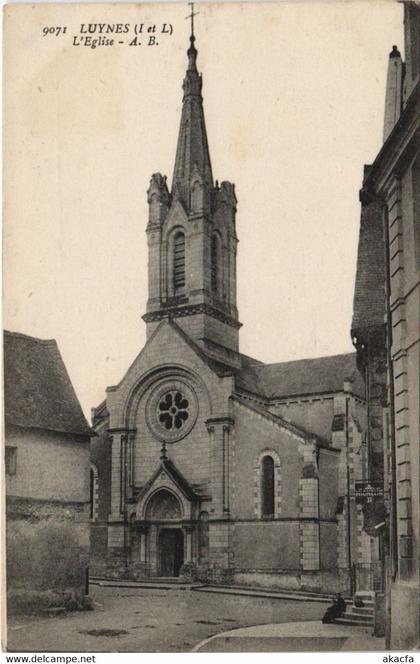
352,2,419,649
4,331,93,598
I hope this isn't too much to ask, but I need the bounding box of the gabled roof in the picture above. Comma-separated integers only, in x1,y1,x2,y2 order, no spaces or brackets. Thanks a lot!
168,318,232,377
137,456,198,503
4,331,93,437
235,352,365,400
233,394,333,449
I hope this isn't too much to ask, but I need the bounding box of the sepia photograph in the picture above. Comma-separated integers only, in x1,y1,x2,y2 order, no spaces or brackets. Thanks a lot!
2,0,419,654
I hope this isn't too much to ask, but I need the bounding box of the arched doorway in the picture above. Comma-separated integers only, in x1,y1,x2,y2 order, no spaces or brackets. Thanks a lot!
146,489,184,577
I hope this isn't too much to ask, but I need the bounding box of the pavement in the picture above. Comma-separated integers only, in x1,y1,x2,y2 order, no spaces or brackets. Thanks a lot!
195,620,384,652
7,583,384,653
91,577,335,603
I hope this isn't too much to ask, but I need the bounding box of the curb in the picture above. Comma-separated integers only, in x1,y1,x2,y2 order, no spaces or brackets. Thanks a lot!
192,585,332,603
91,577,334,603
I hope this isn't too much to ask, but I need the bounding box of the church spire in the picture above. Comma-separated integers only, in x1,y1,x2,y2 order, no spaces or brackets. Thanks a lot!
171,6,213,208
144,7,240,360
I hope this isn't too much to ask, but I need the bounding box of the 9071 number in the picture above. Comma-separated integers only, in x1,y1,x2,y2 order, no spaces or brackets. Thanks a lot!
42,26,67,37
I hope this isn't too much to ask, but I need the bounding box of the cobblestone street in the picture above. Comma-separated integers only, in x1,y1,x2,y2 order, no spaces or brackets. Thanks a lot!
8,585,326,653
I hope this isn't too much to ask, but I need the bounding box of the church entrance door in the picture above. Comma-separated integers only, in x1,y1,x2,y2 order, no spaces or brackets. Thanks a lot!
159,529,184,577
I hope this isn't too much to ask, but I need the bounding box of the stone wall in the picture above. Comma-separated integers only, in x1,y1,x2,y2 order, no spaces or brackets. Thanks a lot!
5,426,90,598
6,425,90,503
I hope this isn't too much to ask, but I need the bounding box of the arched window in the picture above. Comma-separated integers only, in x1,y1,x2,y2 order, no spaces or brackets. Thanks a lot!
261,455,275,518
146,489,182,520
211,234,218,293
254,450,281,518
173,232,186,292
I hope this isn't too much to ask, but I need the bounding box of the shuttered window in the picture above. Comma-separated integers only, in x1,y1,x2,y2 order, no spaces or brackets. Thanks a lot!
173,232,185,291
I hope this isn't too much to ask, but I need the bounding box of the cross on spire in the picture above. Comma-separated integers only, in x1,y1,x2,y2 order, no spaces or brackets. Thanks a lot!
172,1,213,201
185,2,199,40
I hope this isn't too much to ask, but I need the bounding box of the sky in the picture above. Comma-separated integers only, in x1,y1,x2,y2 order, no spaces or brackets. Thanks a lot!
4,1,404,416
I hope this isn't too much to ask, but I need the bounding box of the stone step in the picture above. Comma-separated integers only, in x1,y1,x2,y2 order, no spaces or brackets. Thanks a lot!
349,606,374,616
91,575,189,585
90,578,202,591
193,585,332,603
228,586,337,600
41,607,66,617
145,577,189,584
353,601,374,610
347,607,374,618
354,591,375,599
335,613,374,627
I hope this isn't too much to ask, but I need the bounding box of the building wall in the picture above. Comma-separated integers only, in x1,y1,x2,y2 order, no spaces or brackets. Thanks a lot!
232,399,302,520
233,522,300,569
6,425,90,503
105,321,234,517
318,449,339,520
132,384,212,493
362,12,419,643
386,155,419,648
90,424,112,522
320,522,338,570
6,425,90,597
269,396,334,441
387,162,419,572
90,422,112,567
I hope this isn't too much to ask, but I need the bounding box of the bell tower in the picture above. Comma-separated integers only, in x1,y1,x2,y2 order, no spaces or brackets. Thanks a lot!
143,17,241,362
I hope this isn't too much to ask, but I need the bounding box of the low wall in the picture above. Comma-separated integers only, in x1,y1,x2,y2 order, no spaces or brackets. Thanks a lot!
232,570,340,594
7,504,90,613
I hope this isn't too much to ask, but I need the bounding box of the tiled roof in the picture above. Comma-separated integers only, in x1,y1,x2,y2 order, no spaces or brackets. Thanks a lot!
351,193,386,335
236,352,365,400
4,331,92,436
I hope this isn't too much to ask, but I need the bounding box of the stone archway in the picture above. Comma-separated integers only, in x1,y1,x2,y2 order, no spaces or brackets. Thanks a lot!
146,489,183,520
145,489,184,577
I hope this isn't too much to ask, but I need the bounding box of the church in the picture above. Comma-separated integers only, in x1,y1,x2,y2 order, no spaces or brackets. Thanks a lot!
91,24,375,594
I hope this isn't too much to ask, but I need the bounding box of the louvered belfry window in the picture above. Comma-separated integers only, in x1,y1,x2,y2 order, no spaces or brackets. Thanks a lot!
211,235,218,292
173,232,186,292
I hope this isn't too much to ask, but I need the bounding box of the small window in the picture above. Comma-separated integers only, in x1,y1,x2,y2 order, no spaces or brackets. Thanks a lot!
261,455,275,518
5,446,17,476
173,232,186,292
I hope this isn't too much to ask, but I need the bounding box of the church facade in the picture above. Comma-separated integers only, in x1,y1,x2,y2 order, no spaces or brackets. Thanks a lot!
91,30,373,593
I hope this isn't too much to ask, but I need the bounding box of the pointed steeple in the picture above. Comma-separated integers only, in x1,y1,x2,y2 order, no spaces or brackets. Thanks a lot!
171,15,213,209
144,7,240,360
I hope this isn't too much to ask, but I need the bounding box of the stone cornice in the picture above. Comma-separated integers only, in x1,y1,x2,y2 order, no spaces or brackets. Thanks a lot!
363,82,419,195
142,303,242,330
205,416,234,432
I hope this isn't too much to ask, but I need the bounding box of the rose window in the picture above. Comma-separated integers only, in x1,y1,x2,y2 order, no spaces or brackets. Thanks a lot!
158,391,190,430
146,380,198,443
